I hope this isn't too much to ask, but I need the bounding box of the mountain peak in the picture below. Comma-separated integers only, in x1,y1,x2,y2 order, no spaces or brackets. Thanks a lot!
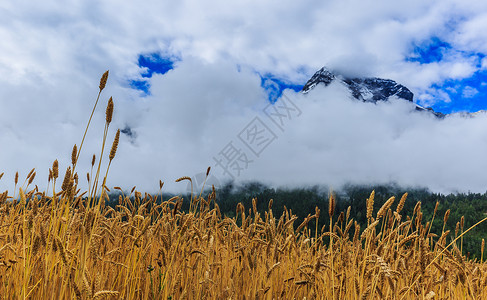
302,67,335,92
342,77,414,103
302,66,444,117
302,67,414,102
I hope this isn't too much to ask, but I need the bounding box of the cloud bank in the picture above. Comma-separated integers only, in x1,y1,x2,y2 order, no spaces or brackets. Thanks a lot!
91,59,487,194
1,0,487,194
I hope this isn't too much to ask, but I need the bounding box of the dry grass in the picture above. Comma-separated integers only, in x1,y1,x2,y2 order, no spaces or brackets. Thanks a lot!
1,72,487,299
1,186,487,299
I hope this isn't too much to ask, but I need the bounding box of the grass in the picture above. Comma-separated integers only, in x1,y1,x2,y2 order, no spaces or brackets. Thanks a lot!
0,72,487,299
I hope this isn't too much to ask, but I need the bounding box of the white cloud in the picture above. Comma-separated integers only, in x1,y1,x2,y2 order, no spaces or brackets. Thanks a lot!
106,61,487,194
462,86,479,98
417,88,452,107
0,0,485,84
1,1,487,194
452,11,487,53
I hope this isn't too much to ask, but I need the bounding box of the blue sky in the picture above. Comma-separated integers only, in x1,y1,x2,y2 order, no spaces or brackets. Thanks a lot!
430,71,487,113
407,38,487,113
130,53,177,95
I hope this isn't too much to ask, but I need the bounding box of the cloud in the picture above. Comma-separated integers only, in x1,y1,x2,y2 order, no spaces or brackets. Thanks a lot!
1,0,486,85
104,59,487,194
4,56,487,195
462,86,479,98
452,11,487,53
1,1,487,194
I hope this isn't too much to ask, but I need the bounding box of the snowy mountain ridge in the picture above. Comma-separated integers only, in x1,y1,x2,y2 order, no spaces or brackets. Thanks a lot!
302,67,445,118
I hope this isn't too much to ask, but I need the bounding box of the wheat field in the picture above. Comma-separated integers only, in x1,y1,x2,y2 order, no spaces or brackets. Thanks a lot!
1,72,487,299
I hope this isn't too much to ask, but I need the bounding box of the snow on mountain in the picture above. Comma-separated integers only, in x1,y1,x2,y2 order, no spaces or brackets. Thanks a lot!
302,67,444,118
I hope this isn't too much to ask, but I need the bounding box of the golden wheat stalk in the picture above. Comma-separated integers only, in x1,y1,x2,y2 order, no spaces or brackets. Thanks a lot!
75,70,109,172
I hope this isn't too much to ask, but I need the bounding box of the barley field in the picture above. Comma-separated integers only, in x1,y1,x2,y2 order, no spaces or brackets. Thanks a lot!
1,72,487,299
